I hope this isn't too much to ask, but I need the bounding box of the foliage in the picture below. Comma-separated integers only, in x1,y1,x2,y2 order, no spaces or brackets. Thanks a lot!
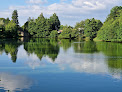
84,18,103,40
58,25,80,39
35,13,49,37
5,20,18,38
12,10,19,26
74,20,85,30
71,29,79,38
0,18,10,32
49,30,58,38
27,13,60,37
28,19,36,36
96,6,122,42
49,13,60,30
58,26,72,38
22,17,32,31
0,10,19,38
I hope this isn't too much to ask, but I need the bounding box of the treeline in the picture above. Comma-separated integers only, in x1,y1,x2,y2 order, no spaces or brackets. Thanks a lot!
0,9,103,39
22,13,60,37
0,10,19,38
72,6,122,42
74,18,103,40
1,6,122,41
96,6,122,42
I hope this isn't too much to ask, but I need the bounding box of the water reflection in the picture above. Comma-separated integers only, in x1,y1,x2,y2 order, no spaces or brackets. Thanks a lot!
72,41,122,79
73,41,98,53
24,38,59,61
0,39,22,63
0,73,32,92
0,39,122,79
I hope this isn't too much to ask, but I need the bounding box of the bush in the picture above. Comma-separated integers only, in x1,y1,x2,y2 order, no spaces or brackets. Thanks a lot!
49,30,58,38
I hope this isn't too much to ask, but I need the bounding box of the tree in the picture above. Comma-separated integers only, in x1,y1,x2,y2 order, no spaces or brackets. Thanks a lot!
49,13,60,30
84,18,102,40
58,26,72,38
49,30,58,38
22,17,32,31
106,6,122,22
4,18,10,25
12,10,19,26
5,20,18,37
75,20,85,30
28,19,36,36
96,6,122,42
35,13,49,37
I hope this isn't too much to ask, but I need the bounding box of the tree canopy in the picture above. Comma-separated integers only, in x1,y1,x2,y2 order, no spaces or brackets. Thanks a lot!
96,6,122,42
12,10,19,27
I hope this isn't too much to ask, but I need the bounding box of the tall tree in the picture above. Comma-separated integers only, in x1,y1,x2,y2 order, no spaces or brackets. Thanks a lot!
84,18,102,39
50,13,60,30
35,13,49,37
28,19,36,36
12,10,19,26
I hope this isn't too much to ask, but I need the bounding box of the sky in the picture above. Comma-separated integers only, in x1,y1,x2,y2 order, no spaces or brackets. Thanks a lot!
0,0,122,26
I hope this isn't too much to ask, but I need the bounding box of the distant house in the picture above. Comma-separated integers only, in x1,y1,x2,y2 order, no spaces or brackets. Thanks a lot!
18,30,30,37
58,30,63,34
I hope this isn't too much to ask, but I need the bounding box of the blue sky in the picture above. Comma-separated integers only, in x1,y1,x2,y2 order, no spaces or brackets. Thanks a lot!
0,0,122,26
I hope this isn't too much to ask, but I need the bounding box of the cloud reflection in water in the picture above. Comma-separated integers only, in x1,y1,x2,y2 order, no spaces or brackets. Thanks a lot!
0,73,32,92
13,45,122,80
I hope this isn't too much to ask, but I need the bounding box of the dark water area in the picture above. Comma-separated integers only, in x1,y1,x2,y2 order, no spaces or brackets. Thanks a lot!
0,38,122,92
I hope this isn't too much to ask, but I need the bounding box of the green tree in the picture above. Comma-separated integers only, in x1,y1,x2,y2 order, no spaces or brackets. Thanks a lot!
96,6,122,42
49,13,60,30
12,10,19,26
5,20,18,37
84,18,102,40
49,30,58,38
22,17,32,31
58,26,72,38
35,13,49,37
4,18,10,25
28,19,36,36
75,20,85,30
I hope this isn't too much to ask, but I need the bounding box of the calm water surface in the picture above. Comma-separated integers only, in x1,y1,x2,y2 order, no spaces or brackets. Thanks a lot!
0,38,122,92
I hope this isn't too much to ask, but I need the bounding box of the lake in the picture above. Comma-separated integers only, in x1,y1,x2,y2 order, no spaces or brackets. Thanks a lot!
0,38,122,92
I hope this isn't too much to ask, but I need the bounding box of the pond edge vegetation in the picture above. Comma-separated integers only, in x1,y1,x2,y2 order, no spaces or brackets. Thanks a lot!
0,6,122,42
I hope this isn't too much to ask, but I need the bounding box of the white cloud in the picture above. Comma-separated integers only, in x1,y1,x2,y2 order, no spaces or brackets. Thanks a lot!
27,0,48,4
0,0,121,26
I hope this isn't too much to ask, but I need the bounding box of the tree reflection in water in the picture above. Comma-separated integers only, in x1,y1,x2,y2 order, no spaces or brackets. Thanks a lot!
0,39,122,79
